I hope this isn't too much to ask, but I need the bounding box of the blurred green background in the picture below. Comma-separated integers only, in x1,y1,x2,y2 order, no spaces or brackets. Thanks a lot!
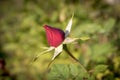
0,0,120,80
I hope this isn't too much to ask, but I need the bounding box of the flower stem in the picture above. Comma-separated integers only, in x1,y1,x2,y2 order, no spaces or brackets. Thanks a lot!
63,44,88,74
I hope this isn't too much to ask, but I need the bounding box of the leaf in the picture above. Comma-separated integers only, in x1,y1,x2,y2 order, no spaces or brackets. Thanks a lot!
103,18,115,33
48,64,69,80
75,67,89,80
91,43,113,63
79,36,90,41
93,65,108,75
69,64,78,77
73,22,102,37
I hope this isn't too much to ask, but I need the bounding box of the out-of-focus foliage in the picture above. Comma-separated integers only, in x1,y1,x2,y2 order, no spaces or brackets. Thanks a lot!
0,0,120,80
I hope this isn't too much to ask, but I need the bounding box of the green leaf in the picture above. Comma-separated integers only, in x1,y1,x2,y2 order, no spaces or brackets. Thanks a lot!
91,43,114,63
93,65,108,75
69,64,78,77
79,36,90,41
73,22,102,37
103,18,115,33
48,64,69,80
74,65,89,80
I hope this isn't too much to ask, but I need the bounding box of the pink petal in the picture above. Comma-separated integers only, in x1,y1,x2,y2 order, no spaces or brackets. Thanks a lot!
44,25,65,47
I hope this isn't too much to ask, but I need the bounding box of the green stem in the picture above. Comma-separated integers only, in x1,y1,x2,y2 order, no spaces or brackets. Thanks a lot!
63,44,88,74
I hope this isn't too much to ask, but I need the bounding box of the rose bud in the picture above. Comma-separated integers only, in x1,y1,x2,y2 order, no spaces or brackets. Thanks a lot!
44,25,65,47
